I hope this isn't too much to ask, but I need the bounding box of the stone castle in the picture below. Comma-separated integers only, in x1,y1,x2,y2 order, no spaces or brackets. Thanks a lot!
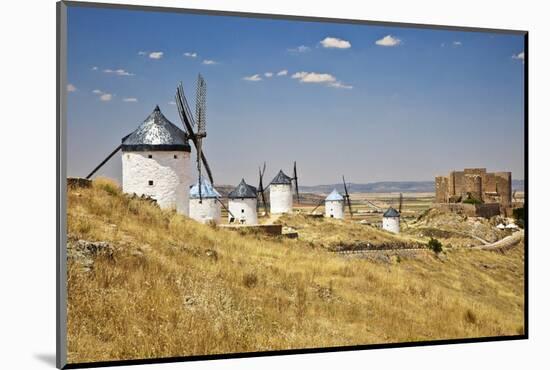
435,168,512,217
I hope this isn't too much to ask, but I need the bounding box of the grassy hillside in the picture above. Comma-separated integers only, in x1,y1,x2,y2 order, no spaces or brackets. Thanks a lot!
66,179,524,364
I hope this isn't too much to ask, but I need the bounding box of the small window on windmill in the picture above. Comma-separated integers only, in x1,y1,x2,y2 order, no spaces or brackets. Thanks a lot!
148,180,154,186
174,155,178,159
241,209,245,213
148,154,153,159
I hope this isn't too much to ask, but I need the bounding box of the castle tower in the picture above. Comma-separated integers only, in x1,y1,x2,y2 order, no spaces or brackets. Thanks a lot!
382,207,400,234
269,170,293,214
228,179,258,225
121,105,192,214
324,189,344,219
189,179,221,224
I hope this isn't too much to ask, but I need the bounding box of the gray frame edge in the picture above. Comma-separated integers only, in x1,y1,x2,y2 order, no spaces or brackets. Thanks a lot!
62,0,527,35
57,1,68,369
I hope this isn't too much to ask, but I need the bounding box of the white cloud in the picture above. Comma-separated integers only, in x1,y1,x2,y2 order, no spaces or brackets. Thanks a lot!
440,42,446,48
264,72,273,78
453,41,462,46
168,101,176,105
292,71,336,84
512,51,525,64
375,35,401,47
320,37,351,49
91,66,98,71
328,81,353,89
138,51,147,56
123,97,138,103
99,93,112,102
291,71,352,90
277,69,288,76
149,51,163,59
92,89,113,101
67,84,77,92
202,59,217,65
243,74,262,82
103,68,134,76
184,52,197,58
288,45,311,53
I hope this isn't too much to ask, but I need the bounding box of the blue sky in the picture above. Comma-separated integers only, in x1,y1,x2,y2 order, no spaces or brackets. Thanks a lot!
66,5,525,186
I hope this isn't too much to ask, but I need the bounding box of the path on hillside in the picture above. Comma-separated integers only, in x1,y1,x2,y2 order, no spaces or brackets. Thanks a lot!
473,231,524,252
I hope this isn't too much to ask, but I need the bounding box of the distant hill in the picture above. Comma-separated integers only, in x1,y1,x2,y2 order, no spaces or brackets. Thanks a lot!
298,180,525,194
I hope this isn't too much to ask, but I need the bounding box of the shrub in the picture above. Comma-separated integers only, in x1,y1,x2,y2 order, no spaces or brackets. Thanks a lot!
462,197,482,205
427,237,443,254
243,273,258,288
513,207,525,222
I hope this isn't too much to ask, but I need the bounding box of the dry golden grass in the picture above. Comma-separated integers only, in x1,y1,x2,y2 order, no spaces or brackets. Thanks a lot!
67,178,524,364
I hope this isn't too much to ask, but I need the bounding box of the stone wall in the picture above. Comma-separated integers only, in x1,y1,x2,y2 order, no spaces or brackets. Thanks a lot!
433,203,501,218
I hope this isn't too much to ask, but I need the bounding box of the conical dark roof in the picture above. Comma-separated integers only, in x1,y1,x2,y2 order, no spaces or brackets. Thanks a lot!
228,179,257,199
271,170,292,185
383,207,400,218
121,105,191,152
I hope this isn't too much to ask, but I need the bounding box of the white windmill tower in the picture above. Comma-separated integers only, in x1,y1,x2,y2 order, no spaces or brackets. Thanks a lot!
228,179,258,225
267,162,300,214
189,179,222,224
382,194,402,233
324,189,345,219
382,207,401,233
120,105,192,214
269,170,293,214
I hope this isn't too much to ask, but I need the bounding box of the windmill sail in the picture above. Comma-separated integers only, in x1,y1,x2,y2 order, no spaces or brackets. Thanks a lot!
293,161,300,204
194,74,207,201
342,175,353,217
175,81,214,185
258,162,269,215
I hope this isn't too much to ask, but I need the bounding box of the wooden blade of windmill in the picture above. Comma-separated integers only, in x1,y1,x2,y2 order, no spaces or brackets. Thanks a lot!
343,175,353,217
85,144,122,179
310,198,325,214
175,84,214,184
258,164,269,215
215,197,235,219
398,193,403,214
293,161,300,204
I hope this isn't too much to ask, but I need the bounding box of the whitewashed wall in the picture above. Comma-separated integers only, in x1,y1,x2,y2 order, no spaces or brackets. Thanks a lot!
122,151,191,215
189,198,221,224
325,200,344,219
383,217,400,234
228,198,258,225
270,184,293,214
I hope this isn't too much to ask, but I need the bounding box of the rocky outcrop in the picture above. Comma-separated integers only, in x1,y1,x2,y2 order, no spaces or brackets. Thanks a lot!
67,239,115,271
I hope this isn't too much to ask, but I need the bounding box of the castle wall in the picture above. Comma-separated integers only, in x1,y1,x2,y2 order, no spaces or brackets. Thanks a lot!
495,172,512,205
451,171,465,197
122,150,191,215
435,176,449,203
464,174,482,200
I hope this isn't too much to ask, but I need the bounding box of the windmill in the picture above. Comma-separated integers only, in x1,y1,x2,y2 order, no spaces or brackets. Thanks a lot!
292,161,300,204
342,175,353,217
258,162,269,216
175,77,234,219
